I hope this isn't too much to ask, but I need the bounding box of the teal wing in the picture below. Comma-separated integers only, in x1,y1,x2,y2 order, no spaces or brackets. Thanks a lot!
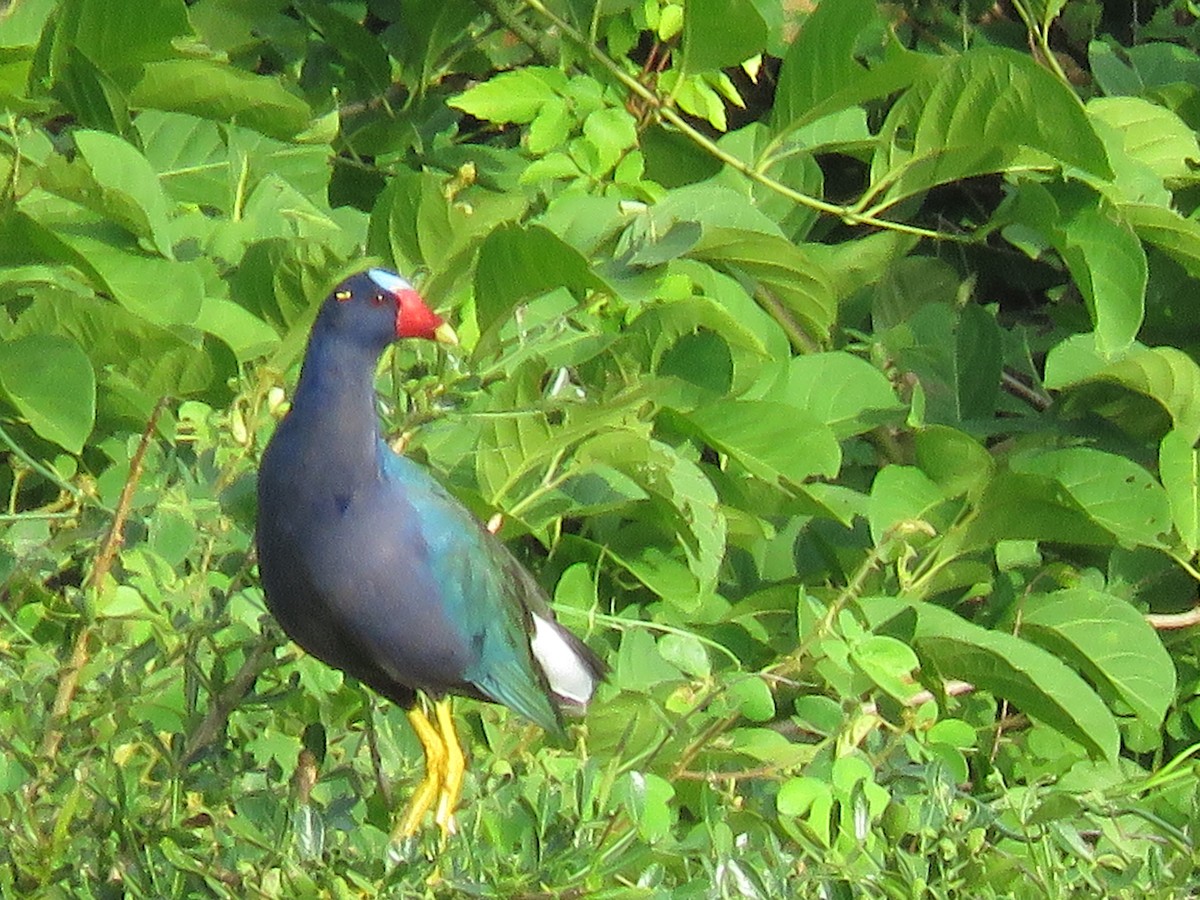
379,447,565,736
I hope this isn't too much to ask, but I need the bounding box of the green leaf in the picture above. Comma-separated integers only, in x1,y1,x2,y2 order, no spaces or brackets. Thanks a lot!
872,48,1111,206
861,597,1120,762
0,334,95,453
1056,198,1146,358
1088,96,1200,185
884,303,1002,424
1022,589,1175,729
131,59,313,140
577,433,726,596
914,426,994,498
9,288,224,414
658,632,710,679
618,771,675,844
727,675,775,722
1045,337,1200,443
777,352,901,438
850,634,921,702
1013,448,1170,549
962,470,1116,550
868,465,945,546
690,227,836,343
1006,181,1145,357
474,222,607,336
39,0,189,89
1160,429,1200,553
615,628,683,691
449,67,568,124
771,0,921,133
581,106,638,173
682,0,766,73
1122,202,1200,281
71,129,175,257
686,400,840,487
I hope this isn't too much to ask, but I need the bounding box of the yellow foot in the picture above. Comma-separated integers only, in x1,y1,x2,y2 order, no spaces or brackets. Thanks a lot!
391,697,467,845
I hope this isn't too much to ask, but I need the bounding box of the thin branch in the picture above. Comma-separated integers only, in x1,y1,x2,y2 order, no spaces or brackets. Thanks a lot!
39,397,169,761
182,633,279,763
1001,370,1053,412
472,0,556,64
519,0,972,244
1145,607,1200,630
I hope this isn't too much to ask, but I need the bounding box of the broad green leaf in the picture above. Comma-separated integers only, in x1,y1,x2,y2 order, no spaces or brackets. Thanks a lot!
861,597,1120,762
615,628,683,692
1160,429,1200,553
777,776,834,845
1088,96,1200,200
0,0,57,48
682,0,766,74
868,465,945,546
1045,336,1200,443
449,67,569,124
474,223,607,336
617,770,675,844
771,0,921,134
1022,589,1175,729
135,110,228,209
872,49,1111,206
475,368,554,506
962,470,1116,550
294,0,390,96
193,297,278,362
914,426,994,498
9,289,224,415
0,334,95,453
883,303,1002,424
690,227,835,343
685,400,841,487
849,634,921,702
578,433,726,596
1007,181,1146,357
1011,449,1170,548
1122,202,1200,281
581,106,638,173
72,130,175,257
132,59,313,140
369,169,527,288
391,0,477,90
779,352,901,438
872,256,960,330
39,0,188,89
727,675,775,722
1056,196,1146,357
34,218,205,327
658,632,710,679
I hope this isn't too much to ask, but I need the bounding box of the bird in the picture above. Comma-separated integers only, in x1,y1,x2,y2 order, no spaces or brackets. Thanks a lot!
255,267,606,840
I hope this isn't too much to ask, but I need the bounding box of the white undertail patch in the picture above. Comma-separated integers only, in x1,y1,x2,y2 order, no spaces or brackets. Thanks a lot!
530,614,596,706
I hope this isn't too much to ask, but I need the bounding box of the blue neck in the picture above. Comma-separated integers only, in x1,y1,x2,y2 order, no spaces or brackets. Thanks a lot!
288,325,385,477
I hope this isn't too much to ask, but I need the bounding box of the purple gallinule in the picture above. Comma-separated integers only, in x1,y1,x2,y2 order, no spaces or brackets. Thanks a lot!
256,268,605,838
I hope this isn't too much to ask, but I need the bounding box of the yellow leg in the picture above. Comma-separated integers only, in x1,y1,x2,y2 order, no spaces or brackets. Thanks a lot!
395,704,446,838
432,698,466,835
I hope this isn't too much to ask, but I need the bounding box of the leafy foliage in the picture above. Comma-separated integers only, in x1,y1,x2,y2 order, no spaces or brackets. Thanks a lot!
3,0,1200,896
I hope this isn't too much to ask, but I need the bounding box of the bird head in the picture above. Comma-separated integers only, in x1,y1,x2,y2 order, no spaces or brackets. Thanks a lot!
321,268,458,350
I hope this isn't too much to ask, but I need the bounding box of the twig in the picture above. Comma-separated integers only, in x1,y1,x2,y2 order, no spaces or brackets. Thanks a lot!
40,396,169,760
1145,607,1200,630
1001,370,1052,412
472,0,556,63
182,633,279,763
364,697,393,807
